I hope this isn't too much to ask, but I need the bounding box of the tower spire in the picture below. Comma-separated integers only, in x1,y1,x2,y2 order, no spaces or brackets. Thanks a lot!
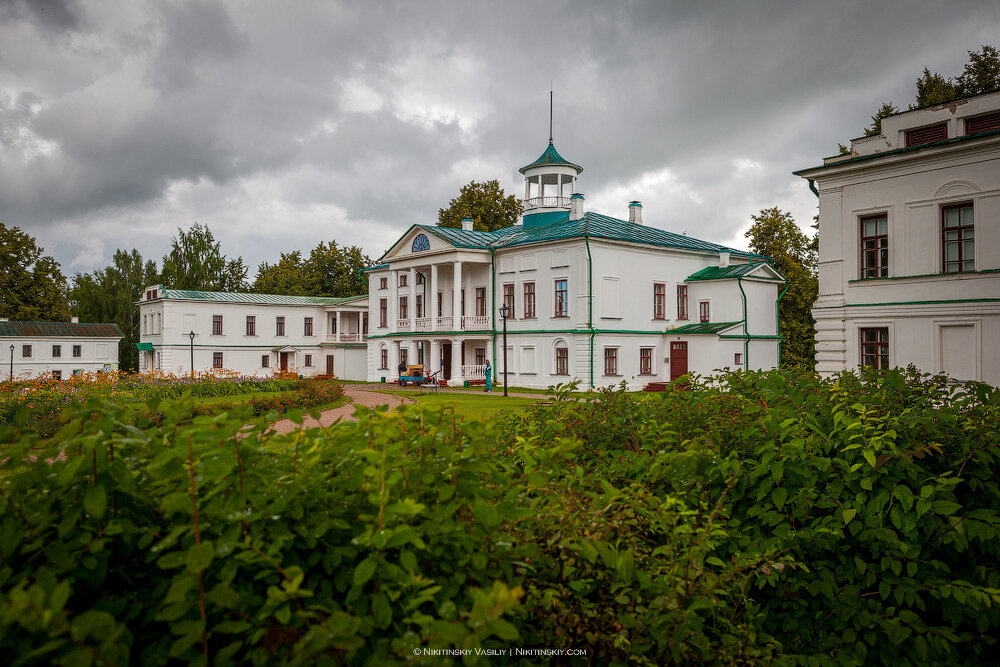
549,87,553,144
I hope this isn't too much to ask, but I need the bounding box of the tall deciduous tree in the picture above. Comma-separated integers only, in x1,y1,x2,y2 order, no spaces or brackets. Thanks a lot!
70,249,159,372
252,242,371,297
0,223,71,322
745,208,818,371
437,180,522,232
161,223,247,291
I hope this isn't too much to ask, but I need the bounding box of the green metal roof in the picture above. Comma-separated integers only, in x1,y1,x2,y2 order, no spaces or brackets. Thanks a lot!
686,263,784,282
0,321,124,338
136,342,154,351
421,225,520,249
518,142,583,174
665,321,742,335
361,263,389,272
154,289,365,306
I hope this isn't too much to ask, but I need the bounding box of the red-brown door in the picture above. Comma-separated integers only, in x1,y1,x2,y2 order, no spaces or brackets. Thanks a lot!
442,343,452,380
279,352,289,371
326,355,335,375
669,342,688,381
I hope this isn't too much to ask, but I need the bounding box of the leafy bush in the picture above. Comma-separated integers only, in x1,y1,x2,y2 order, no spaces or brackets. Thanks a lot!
0,369,998,665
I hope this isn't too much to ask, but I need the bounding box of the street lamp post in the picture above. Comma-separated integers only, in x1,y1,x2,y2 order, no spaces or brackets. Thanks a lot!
498,304,509,397
9,344,13,382
187,331,196,378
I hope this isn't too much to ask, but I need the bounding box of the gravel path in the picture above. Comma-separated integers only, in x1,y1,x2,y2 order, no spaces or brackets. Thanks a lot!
267,386,414,435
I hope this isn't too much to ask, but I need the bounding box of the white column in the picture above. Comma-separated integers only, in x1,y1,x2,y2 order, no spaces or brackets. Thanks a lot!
430,340,442,379
391,341,400,378
408,340,418,367
449,337,462,386
409,267,416,331
452,261,463,331
336,311,343,342
430,264,439,331
390,270,398,332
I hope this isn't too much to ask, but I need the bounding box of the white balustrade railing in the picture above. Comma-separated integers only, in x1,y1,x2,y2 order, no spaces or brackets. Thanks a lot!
415,317,432,332
436,316,453,330
524,195,570,209
339,333,360,342
395,318,410,332
461,315,490,331
461,364,487,380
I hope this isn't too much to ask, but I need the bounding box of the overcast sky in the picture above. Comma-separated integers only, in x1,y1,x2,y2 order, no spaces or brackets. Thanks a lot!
2,0,997,279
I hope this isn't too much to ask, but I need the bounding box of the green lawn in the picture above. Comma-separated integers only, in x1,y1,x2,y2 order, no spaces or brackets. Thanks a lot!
379,390,538,421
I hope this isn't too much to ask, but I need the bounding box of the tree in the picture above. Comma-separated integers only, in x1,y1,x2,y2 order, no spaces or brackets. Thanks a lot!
70,249,159,372
913,67,957,108
437,180,522,232
252,241,371,297
864,102,900,137
0,223,71,322
161,223,247,291
304,241,371,297
955,44,1000,98
744,208,818,371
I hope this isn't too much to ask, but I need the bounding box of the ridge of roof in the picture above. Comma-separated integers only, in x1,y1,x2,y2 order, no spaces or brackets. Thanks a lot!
158,289,365,306
686,263,784,281
518,142,583,174
0,321,125,338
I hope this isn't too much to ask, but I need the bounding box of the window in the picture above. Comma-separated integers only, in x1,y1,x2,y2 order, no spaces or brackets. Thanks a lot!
261,355,270,368
22,345,31,358
677,285,688,320
653,283,666,320
246,315,256,336
905,123,947,147
400,349,408,366
416,273,424,285
72,345,82,358
330,316,337,334
555,347,569,375
276,316,285,336
603,347,618,376
437,292,443,318
380,348,388,369
304,317,314,336
72,369,82,377
554,279,568,317
416,295,424,318
942,204,974,273
399,273,408,287
399,296,408,319
475,348,486,366
304,354,313,367
860,328,889,369
362,314,368,335
476,287,487,317
735,353,743,366
523,282,536,318
503,284,515,318
52,345,61,358
379,277,388,289
52,370,62,381
965,111,1000,135
860,214,888,278
461,289,465,316
699,301,710,323
212,314,223,335
379,299,388,327
639,347,653,375
213,352,223,368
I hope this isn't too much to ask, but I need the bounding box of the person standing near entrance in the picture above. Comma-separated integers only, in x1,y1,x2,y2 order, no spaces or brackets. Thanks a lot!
484,359,492,392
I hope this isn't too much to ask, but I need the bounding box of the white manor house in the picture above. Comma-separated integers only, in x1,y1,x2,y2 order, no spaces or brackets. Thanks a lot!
796,90,1000,385
139,139,786,389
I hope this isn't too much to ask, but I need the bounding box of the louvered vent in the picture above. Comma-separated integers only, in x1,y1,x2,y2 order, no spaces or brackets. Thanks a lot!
965,112,1000,135
904,123,948,147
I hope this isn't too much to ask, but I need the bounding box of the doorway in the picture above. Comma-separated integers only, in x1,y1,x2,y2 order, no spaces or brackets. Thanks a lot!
326,355,335,376
669,342,688,381
442,343,452,380
279,352,289,372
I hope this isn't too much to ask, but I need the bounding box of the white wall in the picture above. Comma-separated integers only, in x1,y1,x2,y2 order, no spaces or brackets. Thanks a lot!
1,336,121,380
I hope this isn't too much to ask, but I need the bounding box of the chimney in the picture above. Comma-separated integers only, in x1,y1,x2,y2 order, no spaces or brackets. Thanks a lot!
718,252,730,268
461,217,474,231
570,193,585,221
628,201,643,225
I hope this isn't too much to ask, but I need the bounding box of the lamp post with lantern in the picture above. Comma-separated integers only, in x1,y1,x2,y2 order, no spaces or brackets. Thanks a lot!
498,303,510,397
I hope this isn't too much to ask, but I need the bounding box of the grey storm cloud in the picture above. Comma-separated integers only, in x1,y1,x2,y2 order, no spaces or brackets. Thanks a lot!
1,0,998,275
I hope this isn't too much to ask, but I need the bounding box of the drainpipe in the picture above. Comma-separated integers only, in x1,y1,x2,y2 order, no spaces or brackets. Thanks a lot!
737,276,749,370
775,282,789,368
490,248,497,384
808,179,819,198
585,236,595,388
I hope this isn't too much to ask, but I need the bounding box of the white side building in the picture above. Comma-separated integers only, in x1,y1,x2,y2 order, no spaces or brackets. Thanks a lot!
0,319,124,381
364,141,786,389
795,90,1000,385
136,287,369,379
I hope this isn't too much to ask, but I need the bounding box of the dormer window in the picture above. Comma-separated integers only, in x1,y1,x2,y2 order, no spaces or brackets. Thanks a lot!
965,111,1000,135
904,123,947,147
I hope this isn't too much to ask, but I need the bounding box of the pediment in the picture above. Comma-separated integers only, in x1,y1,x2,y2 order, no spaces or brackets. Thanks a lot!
381,226,454,262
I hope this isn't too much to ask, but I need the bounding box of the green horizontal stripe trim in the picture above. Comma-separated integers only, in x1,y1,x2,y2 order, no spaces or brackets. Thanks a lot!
718,334,783,340
848,268,1000,283
815,298,1000,309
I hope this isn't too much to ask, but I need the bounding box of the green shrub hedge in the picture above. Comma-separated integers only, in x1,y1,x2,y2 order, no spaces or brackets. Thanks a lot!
0,369,997,665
